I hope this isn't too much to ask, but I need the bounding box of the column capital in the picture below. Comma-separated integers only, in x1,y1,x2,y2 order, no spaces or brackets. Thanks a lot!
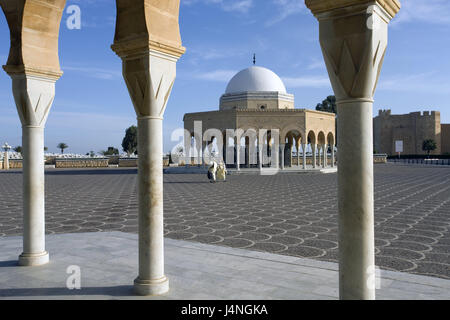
10,72,57,128
111,0,186,60
306,0,400,101
305,0,400,19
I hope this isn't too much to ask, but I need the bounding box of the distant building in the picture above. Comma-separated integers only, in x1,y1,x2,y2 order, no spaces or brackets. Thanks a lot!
373,110,450,156
183,66,336,168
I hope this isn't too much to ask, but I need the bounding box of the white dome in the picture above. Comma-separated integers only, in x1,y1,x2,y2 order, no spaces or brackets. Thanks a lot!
225,66,287,94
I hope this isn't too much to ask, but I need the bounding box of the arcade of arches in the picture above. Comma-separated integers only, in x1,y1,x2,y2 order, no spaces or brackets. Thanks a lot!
183,110,336,170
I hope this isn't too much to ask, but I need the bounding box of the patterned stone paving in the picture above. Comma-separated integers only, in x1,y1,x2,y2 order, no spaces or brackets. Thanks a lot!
0,164,449,279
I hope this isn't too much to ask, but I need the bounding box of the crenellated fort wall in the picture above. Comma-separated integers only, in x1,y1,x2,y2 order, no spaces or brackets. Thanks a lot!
374,110,446,156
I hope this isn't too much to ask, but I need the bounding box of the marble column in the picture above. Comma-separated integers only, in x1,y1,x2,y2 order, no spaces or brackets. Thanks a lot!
196,142,202,167
183,130,191,166
208,141,214,164
318,146,322,167
258,137,263,170
280,144,285,170
245,137,250,168
236,137,240,171
332,145,336,168
289,136,294,167
112,0,185,296
312,144,317,169
302,144,307,170
323,144,327,168
258,149,263,170
267,132,272,167
1,0,66,266
305,0,400,300
202,140,207,167
3,151,9,170
222,135,227,165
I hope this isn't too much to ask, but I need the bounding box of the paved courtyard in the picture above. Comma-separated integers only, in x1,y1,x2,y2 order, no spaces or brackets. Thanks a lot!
0,164,449,279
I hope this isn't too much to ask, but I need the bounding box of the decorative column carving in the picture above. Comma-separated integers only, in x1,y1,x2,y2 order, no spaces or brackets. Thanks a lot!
305,0,400,300
112,0,185,296
1,0,66,266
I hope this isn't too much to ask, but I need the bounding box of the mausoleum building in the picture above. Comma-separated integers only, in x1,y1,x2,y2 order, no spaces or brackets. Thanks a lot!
183,66,336,169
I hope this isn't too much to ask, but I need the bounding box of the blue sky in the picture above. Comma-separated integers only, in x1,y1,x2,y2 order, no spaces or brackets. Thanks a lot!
0,0,449,154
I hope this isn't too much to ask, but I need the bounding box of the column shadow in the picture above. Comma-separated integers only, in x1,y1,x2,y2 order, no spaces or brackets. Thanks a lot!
0,260,18,267
0,285,135,297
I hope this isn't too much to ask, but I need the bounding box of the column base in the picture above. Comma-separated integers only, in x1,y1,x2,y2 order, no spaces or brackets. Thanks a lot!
18,251,49,266
134,276,169,296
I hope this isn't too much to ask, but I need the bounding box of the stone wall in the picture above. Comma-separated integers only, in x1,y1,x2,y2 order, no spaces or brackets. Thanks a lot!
373,154,388,164
118,158,169,167
0,160,23,169
374,110,442,156
442,124,450,154
119,158,138,167
55,159,109,168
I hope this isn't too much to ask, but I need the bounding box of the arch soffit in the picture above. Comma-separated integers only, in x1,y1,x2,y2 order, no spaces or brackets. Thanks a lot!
281,126,305,142
317,131,326,144
307,130,316,144
327,132,335,145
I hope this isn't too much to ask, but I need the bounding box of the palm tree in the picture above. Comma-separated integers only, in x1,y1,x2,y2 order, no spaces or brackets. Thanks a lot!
13,146,22,155
57,143,68,154
422,139,437,158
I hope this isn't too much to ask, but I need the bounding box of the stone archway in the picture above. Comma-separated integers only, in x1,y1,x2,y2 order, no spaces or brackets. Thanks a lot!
307,130,317,168
327,132,335,167
1,0,67,267
284,129,303,168
0,0,401,300
317,131,326,168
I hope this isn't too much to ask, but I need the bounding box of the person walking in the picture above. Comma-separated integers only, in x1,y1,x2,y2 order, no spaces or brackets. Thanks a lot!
207,161,218,183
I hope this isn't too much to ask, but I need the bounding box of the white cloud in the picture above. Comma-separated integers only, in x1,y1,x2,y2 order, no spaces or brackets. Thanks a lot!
194,69,237,82
188,47,247,61
266,0,306,27
306,58,326,71
378,72,450,94
392,0,450,26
